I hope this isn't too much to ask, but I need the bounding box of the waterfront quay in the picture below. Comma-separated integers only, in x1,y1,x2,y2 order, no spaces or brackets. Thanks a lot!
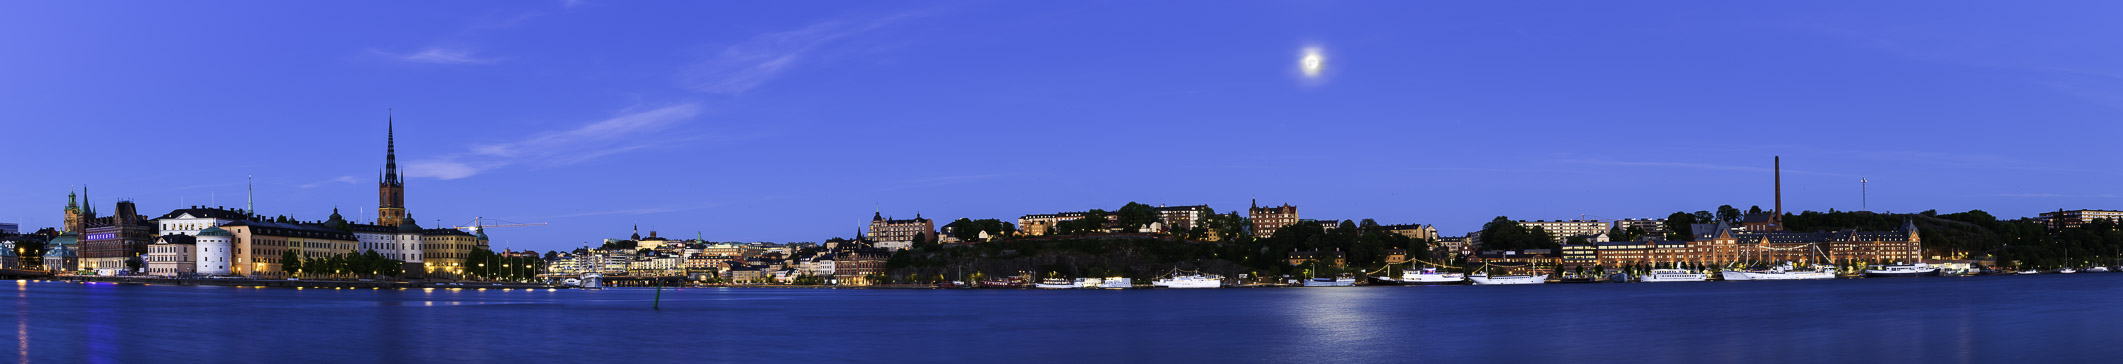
46,275,552,289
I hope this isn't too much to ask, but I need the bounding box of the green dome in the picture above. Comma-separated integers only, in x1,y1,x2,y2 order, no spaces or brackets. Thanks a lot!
197,226,233,237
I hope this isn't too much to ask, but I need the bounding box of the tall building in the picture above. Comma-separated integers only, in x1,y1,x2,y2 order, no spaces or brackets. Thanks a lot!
867,212,934,250
82,200,155,271
2037,209,2123,230
1613,218,1669,237
62,188,93,233
1517,220,1609,242
1154,205,1213,233
377,116,409,227
1248,200,1298,238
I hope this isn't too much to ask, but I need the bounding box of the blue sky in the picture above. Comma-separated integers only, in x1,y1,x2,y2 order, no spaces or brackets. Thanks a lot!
4,2,2121,251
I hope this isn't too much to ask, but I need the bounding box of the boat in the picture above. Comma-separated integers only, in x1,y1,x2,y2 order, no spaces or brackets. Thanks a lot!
1076,277,1104,289
579,272,603,290
1721,264,1836,281
2056,268,2078,274
979,276,1024,288
1469,272,1547,285
1097,277,1133,289
1032,278,1077,289
1152,271,1224,288
1639,269,1708,283
1375,268,1465,285
1605,273,1631,283
2089,266,2113,273
2016,269,2040,275
1862,263,1940,278
1557,272,1601,284
1301,275,1358,287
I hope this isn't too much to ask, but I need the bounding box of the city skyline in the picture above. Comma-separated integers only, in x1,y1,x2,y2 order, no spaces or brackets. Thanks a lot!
7,2,2123,251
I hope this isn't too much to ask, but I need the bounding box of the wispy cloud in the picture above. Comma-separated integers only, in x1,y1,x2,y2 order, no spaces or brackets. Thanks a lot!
405,103,704,180
540,205,713,219
1556,159,1854,177
878,174,1008,191
298,176,361,189
1989,193,2118,198
374,47,498,65
679,12,921,94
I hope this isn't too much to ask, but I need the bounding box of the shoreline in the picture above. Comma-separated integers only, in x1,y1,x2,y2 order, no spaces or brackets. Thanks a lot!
26,272,2089,291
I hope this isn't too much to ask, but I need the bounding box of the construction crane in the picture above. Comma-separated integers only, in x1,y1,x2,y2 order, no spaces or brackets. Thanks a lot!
454,217,548,234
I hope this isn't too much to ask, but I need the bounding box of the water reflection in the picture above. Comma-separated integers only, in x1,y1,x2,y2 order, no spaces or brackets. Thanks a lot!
17,280,28,363
1286,288,1384,361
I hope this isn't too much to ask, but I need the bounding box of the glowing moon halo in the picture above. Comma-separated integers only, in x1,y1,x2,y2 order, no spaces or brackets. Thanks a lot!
1300,48,1325,77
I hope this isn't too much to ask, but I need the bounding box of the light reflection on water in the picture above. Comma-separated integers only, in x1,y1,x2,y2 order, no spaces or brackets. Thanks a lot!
8,276,2123,362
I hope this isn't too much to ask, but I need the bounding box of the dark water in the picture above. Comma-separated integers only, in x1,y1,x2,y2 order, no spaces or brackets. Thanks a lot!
9,274,2122,363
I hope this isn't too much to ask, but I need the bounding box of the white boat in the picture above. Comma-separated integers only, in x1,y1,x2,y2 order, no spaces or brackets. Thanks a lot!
1863,263,1940,278
1152,271,1224,288
1032,278,1078,289
1392,268,1466,284
1469,273,1547,285
2016,270,2040,275
2056,268,2078,274
1638,269,1707,283
579,272,604,290
1097,277,1132,289
1301,276,1357,287
2089,266,2113,273
1721,264,1836,281
1076,277,1104,288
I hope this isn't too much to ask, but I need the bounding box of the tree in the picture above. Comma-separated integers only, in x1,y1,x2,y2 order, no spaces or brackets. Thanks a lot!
280,249,303,278
125,256,143,272
10,235,48,269
1717,205,1741,223
1115,202,1161,232
1748,206,1764,215
1666,211,1699,240
1477,217,1558,252
1692,211,1715,224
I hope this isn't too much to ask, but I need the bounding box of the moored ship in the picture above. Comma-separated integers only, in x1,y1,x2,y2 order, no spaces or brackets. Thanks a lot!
1032,278,1078,289
1152,271,1224,288
1721,264,1835,281
1373,268,1465,285
1469,272,1547,285
1639,269,1708,283
1862,263,1940,278
1300,275,1358,287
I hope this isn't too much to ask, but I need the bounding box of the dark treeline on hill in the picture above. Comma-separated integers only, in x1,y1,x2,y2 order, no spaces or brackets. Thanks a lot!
883,203,1435,283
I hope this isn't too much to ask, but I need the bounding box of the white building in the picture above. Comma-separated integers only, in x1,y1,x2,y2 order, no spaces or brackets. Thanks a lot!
145,235,196,277
1516,220,1610,242
194,226,234,276
352,224,425,264
154,207,250,236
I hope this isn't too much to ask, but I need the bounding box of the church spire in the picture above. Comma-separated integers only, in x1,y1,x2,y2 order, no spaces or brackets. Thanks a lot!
384,109,400,187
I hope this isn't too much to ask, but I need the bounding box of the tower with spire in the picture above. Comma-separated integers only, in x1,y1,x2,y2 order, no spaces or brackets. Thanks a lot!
63,189,84,233
378,111,409,226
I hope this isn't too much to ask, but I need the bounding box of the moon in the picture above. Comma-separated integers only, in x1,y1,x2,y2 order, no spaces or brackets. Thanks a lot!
1300,48,1325,77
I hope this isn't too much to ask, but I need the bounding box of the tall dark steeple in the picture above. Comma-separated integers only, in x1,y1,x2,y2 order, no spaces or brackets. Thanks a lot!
378,110,408,226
